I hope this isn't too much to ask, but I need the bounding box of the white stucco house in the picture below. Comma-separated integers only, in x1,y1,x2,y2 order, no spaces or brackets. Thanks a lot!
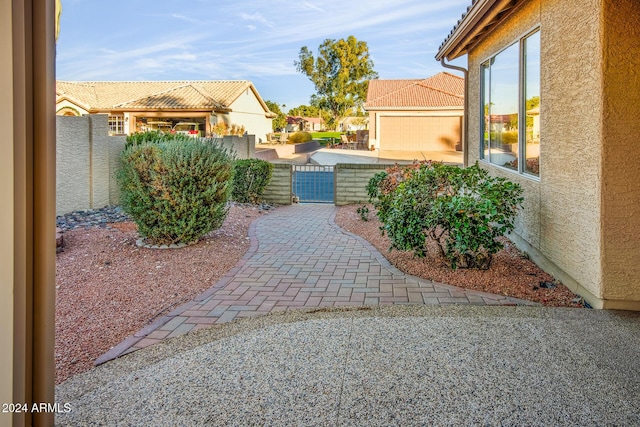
56,80,276,143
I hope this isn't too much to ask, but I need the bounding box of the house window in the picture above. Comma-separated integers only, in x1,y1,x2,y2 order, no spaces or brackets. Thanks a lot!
108,115,125,135
481,30,540,177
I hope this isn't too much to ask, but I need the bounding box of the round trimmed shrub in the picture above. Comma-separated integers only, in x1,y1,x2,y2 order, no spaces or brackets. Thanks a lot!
232,159,274,203
287,131,312,144
117,138,233,246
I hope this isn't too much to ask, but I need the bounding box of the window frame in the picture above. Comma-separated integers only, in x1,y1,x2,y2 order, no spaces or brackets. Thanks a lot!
108,114,126,136
479,27,540,180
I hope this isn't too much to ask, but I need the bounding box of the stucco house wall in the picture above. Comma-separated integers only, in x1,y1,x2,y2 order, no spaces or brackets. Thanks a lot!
56,98,88,116
463,0,640,309
226,88,273,144
600,0,640,304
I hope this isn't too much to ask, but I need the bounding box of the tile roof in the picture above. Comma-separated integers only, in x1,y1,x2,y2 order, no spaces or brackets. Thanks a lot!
364,72,464,109
56,80,257,112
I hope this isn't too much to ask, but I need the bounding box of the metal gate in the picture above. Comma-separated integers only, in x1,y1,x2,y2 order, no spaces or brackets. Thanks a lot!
292,165,334,203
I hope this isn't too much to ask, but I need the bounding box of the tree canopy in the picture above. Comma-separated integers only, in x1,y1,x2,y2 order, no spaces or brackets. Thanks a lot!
265,100,287,131
295,36,378,130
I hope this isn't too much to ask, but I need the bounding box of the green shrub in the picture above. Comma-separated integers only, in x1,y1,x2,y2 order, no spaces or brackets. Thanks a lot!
368,161,524,269
232,159,274,203
367,161,438,227
287,131,312,144
125,131,192,148
117,138,233,246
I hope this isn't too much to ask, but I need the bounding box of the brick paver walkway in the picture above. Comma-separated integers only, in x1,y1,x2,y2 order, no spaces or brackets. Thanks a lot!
97,204,534,365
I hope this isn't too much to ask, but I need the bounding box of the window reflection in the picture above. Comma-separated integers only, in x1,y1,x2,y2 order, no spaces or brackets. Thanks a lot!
524,31,540,176
480,30,540,177
489,43,519,169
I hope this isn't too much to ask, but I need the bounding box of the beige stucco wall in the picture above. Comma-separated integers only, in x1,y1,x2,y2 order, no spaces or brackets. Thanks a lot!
227,89,273,144
600,0,640,306
467,0,611,307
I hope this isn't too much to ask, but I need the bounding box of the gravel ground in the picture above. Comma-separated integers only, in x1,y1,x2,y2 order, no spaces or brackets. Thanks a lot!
334,204,584,308
55,204,268,384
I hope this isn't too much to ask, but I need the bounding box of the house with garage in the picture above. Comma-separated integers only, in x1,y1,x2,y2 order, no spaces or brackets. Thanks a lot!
436,0,640,310
364,72,464,155
56,80,276,143
285,116,324,132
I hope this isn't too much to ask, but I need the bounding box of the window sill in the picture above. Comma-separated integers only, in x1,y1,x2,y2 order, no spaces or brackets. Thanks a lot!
479,159,541,182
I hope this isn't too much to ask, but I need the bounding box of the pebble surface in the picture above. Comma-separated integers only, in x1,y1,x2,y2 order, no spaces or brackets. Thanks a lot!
56,203,276,231
56,206,130,231
55,305,640,427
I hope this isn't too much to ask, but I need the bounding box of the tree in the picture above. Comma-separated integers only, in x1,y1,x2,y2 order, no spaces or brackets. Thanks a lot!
288,104,320,118
295,36,378,130
265,100,287,131
288,104,331,128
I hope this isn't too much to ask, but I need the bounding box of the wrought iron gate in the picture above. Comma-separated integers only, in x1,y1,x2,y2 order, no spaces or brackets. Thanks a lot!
292,165,335,204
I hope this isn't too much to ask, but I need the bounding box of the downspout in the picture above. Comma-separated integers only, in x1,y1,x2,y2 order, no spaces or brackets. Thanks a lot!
440,59,469,167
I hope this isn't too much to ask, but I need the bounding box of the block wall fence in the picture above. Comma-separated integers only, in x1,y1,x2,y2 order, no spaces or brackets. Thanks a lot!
56,115,259,215
57,114,391,214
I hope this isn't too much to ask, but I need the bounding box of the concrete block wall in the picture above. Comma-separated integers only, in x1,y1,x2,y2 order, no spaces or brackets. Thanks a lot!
56,115,91,215
56,114,125,215
221,134,256,159
108,136,126,206
334,163,392,206
262,163,292,205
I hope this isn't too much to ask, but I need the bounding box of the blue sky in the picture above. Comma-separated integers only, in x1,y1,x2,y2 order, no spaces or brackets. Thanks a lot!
56,0,469,109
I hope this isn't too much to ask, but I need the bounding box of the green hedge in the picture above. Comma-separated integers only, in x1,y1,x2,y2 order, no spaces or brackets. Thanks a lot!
117,138,233,246
125,131,193,148
232,159,273,203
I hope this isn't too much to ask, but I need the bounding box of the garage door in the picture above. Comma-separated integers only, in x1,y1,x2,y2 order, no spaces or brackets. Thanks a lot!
379,116,461,151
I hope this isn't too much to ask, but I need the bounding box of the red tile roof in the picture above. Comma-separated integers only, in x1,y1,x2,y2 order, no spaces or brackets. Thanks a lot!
364,72,464,109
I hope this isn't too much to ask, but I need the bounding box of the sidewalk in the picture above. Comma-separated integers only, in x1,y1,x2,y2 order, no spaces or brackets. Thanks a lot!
97,204,534,365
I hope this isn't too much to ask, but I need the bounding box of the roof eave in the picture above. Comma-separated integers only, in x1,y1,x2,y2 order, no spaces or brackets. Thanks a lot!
435,0,521,61
364,106,464,111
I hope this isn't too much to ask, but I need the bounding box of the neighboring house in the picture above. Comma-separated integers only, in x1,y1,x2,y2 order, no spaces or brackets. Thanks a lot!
56,80,276,143
285,116,324,132
339,116,368,132
364,72,464,151
436,0,640,310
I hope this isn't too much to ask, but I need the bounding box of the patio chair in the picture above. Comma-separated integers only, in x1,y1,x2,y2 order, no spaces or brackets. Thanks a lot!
279,132,288,145
340,134,353,149
358,134,369,150
266,133,275,144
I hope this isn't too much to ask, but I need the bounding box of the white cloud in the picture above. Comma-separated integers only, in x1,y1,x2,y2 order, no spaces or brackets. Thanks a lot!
239,12,274,28
302,2,324,12
171,14,198,23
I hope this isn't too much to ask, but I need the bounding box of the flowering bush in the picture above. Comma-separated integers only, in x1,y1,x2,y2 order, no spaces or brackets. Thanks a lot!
368,162,524,269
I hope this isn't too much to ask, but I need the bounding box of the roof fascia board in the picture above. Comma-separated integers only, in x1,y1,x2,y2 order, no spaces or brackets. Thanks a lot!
436,0,515,61
364,106,464,112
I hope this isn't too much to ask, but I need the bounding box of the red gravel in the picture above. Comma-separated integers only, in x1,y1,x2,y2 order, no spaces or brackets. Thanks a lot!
335,204,584,309
55,204,265,384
